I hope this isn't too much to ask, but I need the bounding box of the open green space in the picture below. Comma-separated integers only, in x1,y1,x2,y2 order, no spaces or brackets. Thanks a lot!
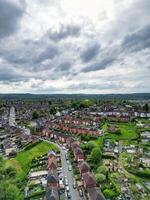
103,122,138,140
6,141,59,181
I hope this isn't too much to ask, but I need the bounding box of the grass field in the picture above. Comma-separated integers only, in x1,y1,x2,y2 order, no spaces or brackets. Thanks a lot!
6,141,58,181
103,122,137,140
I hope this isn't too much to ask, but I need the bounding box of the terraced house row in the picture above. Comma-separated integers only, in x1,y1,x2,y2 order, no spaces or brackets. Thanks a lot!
46,150,59,200
43,129,106,200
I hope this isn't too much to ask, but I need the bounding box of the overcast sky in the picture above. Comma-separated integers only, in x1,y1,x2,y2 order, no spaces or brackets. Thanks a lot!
0,0,150,94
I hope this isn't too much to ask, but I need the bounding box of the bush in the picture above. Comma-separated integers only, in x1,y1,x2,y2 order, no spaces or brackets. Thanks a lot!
5,166,16,178
103,189,116,199
95,173,106,184
97,165,108,175
0,181,23,200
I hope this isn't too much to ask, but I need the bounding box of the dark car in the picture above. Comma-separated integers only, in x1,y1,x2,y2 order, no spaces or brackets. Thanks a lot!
67,191,71,199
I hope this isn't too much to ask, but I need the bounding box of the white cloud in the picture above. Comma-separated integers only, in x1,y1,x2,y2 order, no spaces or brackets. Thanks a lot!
0,0,149,93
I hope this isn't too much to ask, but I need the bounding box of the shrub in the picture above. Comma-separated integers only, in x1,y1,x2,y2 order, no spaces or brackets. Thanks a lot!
95,173,106,184
97,165,108,175
103,189,116,199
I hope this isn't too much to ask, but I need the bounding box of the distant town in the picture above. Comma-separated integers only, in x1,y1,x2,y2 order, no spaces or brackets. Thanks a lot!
0,95,150,200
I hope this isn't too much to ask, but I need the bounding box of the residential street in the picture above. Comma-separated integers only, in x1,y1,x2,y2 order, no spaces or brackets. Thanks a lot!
42,139,85,200
61,148,85,200
9,106,16,127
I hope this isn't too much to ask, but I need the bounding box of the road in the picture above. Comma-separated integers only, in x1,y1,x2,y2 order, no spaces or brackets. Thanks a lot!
42,139,85,200
9,106,16,127
61,148,85,200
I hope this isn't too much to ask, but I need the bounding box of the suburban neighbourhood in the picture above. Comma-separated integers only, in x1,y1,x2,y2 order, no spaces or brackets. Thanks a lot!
0,97,150,200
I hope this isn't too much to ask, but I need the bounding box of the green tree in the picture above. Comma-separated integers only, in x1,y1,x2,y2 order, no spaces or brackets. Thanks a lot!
103,189,115,198
0,181,23,200
5,166,16,178
49,106,57,115
88,147,102,164
32,111,38,119
97,165,108,175
143,103,149,112
87,141,97,150
95,173,106,184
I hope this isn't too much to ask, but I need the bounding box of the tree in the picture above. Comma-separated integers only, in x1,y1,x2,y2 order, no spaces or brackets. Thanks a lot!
49,106,57,115
87,141,97,150
143,103,149,112
5,166,16,178
48,100,52,106
32,111,38,119
103,189,115,198
95,173,106,184
88,147,102,164
0,181,23,200
97,165,108,175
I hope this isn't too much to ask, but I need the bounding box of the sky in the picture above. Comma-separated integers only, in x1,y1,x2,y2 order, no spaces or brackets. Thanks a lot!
0,0,150,94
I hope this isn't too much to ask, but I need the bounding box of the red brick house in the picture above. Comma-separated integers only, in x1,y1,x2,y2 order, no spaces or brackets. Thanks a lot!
47,172,58,188
48,157,57,171
73,147,84,162
79,161,90,175
82,172,97,189
87,187,106,200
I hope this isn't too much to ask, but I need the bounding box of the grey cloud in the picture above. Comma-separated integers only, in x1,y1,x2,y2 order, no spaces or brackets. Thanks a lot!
122,25,150,53
57,62,71,71
81,43,101,63
0,66,28,82
34,46,59,64
67,81,123,91
81,58,115,73
0,0,24,38
48,24,81,42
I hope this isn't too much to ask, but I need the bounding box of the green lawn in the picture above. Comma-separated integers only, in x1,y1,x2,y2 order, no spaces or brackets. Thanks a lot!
104,122,137,140
6,141,59,181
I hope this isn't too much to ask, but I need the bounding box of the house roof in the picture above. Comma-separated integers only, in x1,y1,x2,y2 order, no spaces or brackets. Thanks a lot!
74,147,83,155
46,188,59,200
79,161,90,172
48,157,57,169
47,172,58,184
82,172,97,187
87,187,106,200
48,150,56,156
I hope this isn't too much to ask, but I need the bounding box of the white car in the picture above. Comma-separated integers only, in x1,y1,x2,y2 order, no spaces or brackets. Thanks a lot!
66,186,70,192
68,165,72,171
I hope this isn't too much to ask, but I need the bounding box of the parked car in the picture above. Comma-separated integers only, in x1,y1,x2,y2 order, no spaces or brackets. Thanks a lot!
64,176,68,186
67,160,70,165
59,173,63,180
79,189,83,197
73,181,77,189
66,186,70,192
65,154,68,160
67,191,71,199
68,165,72,171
